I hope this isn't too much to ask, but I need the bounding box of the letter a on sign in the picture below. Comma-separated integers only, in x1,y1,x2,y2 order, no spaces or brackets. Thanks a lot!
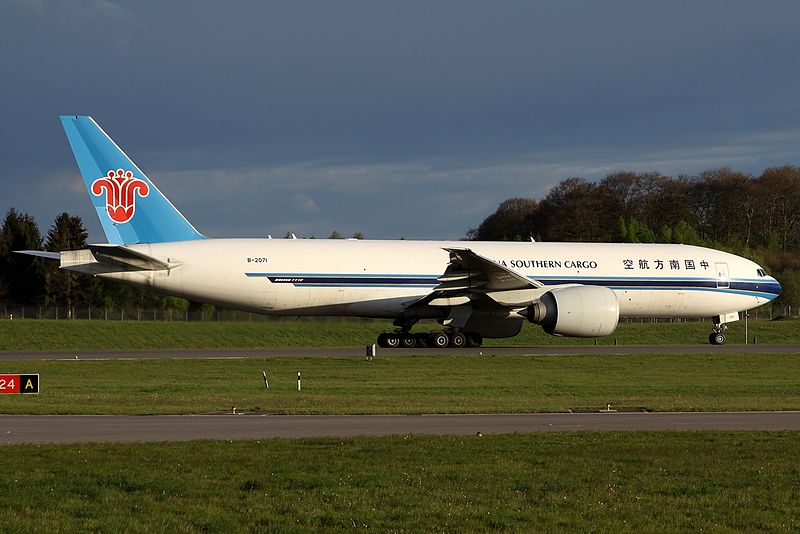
20,374,39,394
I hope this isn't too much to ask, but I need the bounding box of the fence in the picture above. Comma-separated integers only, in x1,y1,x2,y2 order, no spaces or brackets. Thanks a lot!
0,305,247,322
0,306,237,322
0,303,796,322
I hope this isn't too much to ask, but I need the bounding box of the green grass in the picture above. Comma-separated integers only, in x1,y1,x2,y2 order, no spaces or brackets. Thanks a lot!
2,352,799,414
1,432,798,532
0,317,798,351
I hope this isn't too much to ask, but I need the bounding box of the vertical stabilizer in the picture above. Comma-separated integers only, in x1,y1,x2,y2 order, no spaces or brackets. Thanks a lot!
60,115,204,244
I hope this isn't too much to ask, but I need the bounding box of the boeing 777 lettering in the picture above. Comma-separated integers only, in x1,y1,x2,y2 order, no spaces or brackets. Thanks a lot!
18,116,782,347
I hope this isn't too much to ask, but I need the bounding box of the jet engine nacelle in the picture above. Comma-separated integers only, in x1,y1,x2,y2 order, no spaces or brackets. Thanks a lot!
526,285,619,338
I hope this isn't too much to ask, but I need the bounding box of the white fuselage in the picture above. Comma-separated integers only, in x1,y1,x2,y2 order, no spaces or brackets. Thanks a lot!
90,239,780,320
54,115,782,344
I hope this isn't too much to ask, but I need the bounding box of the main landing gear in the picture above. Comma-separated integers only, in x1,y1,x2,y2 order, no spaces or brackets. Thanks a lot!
376,331,483,349
708,324,727,345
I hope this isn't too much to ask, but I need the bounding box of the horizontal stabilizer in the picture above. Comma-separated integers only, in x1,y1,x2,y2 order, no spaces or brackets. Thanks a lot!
14,250,61,260
88,244,176,271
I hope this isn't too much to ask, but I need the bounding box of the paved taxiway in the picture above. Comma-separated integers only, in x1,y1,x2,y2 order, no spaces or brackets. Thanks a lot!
2,412,799,444
2,344,799,361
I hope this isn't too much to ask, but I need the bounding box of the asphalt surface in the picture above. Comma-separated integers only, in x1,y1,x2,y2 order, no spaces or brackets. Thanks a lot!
2,412,798,444
2,344,799,361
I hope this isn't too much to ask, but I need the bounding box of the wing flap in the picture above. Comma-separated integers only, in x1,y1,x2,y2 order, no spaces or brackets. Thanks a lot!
437,271,471,282
429,296,471,306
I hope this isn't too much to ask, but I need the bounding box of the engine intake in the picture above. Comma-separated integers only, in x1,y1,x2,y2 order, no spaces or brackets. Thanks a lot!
526,285,619,338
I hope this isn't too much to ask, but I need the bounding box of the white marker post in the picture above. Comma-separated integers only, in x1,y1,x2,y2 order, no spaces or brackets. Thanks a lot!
262,371,269,389
366,344,376,361
744,312,748,345
297,371,301,391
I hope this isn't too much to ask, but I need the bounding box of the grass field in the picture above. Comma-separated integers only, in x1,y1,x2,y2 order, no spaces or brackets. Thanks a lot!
2,324,796,532
1,432,798,532
2,322,796,532
1,352,799,414
0,316,798,351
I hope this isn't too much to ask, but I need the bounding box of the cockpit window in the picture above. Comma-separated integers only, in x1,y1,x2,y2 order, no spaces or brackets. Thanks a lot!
757,268,767,277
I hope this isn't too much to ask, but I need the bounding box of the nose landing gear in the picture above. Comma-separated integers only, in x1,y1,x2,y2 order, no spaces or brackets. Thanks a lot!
708,324,727,345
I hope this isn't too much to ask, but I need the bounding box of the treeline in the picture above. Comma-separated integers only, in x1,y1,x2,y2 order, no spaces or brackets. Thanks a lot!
0,208,366,315
467,165,800,307
2,164,799,312
0,209,189,315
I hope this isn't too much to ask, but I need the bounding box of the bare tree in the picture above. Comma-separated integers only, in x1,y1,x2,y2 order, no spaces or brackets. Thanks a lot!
538,178,605,241
469,197,539,241
759,165,800,252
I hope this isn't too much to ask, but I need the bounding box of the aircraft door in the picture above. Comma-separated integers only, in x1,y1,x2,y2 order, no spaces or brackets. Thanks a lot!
715,262,730,289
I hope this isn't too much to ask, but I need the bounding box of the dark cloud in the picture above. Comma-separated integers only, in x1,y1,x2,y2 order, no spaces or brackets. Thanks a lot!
2,1,799,241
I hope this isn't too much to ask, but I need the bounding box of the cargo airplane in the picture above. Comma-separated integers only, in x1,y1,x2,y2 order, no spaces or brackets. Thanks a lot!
19,116,782,347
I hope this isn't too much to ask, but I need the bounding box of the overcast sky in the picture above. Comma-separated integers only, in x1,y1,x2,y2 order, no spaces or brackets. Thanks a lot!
2,1,799,242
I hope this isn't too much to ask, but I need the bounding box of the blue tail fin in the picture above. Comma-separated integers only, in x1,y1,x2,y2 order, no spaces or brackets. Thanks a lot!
60,115,204,244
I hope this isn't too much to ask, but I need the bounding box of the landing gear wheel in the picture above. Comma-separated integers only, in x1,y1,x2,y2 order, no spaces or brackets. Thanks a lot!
449,332,467,348
466,333,483,348
400,334,416,348
414,333,430,348
430,332,450,348
709,332,726,345
384,332,401,348
377,333,388,348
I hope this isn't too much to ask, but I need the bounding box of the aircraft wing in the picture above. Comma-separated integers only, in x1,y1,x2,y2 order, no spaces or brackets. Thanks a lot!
440,248,543,291
410,248,544,309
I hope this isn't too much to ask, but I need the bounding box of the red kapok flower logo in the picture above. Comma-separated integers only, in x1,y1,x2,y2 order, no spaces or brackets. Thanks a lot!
91,169,150,224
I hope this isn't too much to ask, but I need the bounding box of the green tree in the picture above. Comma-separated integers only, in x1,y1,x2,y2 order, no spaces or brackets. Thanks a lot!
0,208,45,305
775,269,800,310
669,220,703,245
44,213,93,317
617,217,656,243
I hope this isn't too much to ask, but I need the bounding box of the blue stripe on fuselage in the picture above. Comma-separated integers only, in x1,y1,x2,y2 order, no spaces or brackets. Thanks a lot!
243,273,781,298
